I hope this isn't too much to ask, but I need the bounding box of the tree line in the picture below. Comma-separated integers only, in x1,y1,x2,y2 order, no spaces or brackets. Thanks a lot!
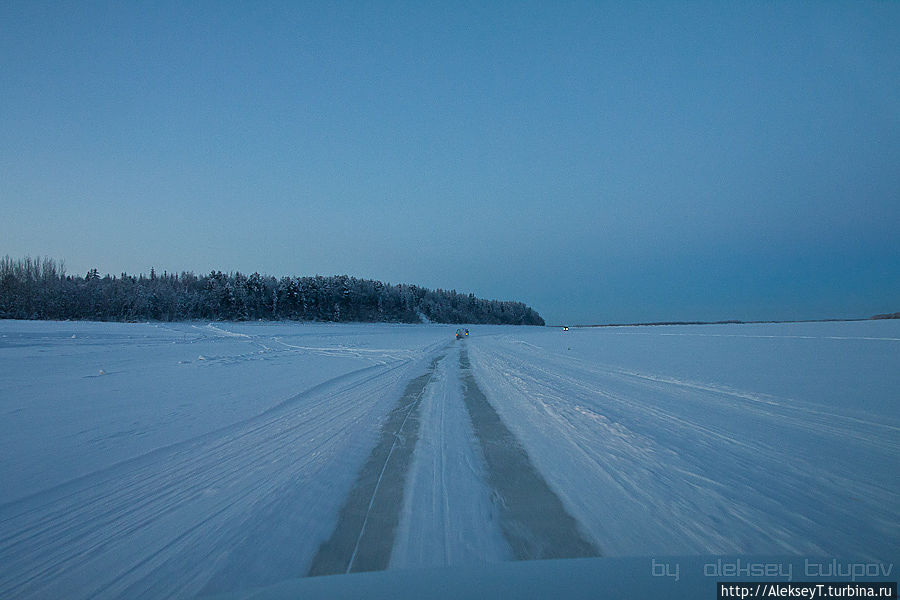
0,256,545,325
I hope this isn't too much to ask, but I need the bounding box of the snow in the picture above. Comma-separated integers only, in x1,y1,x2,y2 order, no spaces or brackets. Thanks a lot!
465,320,900,560
0,319,897,599
0,321,445,505
0,321,448,598
390,344,510,568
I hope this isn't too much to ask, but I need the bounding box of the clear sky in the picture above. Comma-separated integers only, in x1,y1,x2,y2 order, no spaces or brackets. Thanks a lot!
2,1,898,325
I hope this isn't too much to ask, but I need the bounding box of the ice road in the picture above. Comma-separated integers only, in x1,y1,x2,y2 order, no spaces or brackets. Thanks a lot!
0,320,897,598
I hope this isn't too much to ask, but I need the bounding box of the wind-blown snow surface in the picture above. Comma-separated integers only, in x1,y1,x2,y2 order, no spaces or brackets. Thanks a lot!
465,322,899,560
0,319,897,598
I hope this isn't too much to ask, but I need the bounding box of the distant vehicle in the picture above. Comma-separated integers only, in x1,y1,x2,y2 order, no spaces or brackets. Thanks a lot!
563,326,569,331
456,328,470,339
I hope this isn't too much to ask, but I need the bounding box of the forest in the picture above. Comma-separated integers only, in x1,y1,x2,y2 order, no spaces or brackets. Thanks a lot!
0,256,544,325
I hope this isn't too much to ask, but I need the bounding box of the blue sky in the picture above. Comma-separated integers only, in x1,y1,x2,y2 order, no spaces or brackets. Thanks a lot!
2,1,898,325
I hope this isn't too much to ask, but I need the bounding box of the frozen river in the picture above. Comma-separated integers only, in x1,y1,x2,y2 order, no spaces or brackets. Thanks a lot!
0,319,897,598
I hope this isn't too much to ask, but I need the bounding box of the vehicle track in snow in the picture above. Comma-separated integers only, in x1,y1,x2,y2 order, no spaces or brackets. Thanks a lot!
3,320,895,598
307,353,444,575
0,360,421,600
311,342,600,574
464,337,899,559
388,344,509,568
458,347,600,560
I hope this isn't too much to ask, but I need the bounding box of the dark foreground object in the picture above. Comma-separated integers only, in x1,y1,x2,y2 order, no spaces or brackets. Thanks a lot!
204,555,897,600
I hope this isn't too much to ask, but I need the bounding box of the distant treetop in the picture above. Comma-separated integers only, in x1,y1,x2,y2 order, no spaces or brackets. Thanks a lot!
0,256,545,325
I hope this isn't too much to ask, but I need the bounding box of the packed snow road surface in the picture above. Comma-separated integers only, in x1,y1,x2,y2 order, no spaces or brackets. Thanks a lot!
0,320,897,599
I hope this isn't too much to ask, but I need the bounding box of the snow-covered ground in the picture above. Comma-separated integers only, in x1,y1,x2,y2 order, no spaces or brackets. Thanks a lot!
0,319,897,599
466,321,899,560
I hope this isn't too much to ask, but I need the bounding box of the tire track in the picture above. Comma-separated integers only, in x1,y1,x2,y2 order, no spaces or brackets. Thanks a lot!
307,353,444,576
312,343,601,574
458,347,600,560
388,343,509,569
465,338,899,558
0,360,417,600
